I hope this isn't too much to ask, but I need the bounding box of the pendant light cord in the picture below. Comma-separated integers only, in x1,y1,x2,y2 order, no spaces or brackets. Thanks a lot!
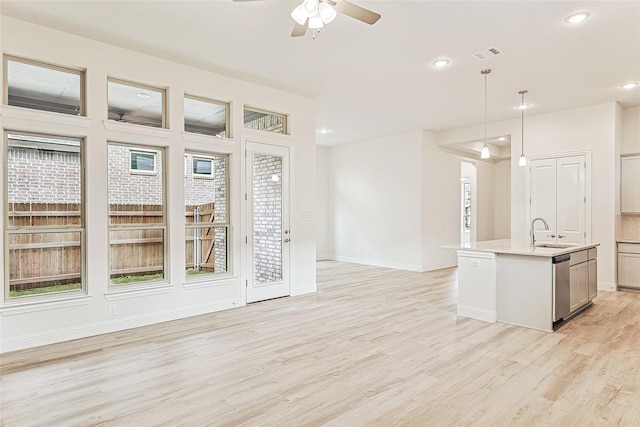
481,69,491,149
519,89,528,156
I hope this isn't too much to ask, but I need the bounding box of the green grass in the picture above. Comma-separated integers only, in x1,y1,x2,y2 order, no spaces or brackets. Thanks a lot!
186,269,214,276
10,283,82,297
111,273,163,284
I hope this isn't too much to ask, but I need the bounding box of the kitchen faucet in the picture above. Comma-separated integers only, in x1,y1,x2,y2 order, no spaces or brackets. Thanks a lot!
531,217,550,246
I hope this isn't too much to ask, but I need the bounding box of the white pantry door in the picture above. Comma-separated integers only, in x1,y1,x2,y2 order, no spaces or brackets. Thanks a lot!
245,142,290,303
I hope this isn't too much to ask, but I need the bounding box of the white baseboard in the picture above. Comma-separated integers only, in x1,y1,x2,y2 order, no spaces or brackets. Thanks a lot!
316,254,333,261
0,298,243,353
457,304,497,323
291,284,316,296
598,281,617,292
333,255,423,272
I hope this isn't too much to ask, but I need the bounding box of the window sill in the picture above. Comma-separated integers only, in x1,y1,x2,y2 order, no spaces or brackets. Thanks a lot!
104,284,173,301
0,294,92,316
182,131,236,146
1,105,91,128
103,120,172,139
183,275,236,290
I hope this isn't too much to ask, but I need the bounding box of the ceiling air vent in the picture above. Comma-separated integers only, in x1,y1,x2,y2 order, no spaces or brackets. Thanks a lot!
473,47,502,60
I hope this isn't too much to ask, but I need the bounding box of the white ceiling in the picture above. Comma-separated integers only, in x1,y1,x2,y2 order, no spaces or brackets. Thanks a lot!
1,0,639,147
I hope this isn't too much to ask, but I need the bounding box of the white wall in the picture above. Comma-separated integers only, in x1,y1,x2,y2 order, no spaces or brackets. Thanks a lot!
0,17,317,352
622,106,640,154
328,131,424,271
421,131,459,271
475,160,496,242
316,146,331,260
494,160,511,239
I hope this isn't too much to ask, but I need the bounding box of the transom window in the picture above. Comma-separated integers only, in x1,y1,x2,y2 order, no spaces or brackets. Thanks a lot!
4,132,85,300
3,55,85,116
243,106,288,135
107,78,166,128
184,95,230,138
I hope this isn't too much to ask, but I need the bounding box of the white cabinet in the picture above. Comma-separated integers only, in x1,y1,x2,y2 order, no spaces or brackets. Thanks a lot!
569,248,597,314
621,155,640,213
456,251,497,322
530,155,586,245
618,243,640,289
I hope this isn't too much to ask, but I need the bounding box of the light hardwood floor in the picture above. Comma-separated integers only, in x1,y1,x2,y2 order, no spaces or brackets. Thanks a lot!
2,261,640,426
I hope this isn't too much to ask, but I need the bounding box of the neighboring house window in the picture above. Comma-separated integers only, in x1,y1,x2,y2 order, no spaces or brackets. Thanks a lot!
4,132,85,300
192,157,213,176
184,95,230,138
185,152,230,278
3,55,85,116
108,143,166,287
130,150,156,173
243,106,288,135
107,78,166,128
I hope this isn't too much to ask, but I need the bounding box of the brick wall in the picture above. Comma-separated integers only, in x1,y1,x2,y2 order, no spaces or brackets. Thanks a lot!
245,114,286,134
7,147,81,203
108,145,163,205
252,153,282,284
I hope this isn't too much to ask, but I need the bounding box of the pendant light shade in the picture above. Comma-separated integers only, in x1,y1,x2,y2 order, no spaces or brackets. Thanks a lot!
518,89,528,167
480,69,491,160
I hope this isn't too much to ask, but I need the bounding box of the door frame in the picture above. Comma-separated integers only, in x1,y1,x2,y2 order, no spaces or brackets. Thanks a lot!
242,137,293,303
524,150,592,244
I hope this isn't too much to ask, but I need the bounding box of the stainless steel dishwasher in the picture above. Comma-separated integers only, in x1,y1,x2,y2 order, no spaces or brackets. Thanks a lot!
553,254,571,322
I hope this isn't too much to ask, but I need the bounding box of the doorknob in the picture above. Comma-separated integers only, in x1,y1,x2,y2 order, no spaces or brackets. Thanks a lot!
558,235,566,239
284,230,290,234
547,234,556,238
284,238,290,243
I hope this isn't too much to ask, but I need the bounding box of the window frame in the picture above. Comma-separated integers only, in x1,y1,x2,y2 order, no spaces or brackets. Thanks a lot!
107,77,168,129
3,131,86,303
184,94,231,138
3,55,86,116
243,105,289,135
184,151,232,281
107,142,167,289
192,157,213,177
130,149,157,174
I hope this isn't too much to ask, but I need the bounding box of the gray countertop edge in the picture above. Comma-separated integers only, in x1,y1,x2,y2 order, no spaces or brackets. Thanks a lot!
442,239,600,258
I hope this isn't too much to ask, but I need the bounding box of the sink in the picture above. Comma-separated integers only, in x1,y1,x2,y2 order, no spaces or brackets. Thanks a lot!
534,243,576,249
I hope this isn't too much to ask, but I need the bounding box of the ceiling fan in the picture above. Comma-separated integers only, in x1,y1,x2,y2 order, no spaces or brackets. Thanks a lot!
233,0,381,37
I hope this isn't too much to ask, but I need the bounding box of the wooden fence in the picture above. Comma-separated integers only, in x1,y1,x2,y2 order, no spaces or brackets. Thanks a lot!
7,202,216,291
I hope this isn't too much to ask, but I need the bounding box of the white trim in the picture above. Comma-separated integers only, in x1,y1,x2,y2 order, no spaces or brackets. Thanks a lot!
457,304,497,323
102,120,172,140
333,255,423,272
1,105,91,130
598,281,617,292
290,284,316,296
0,298,243,353
103,284,173,301
457,250,497,259
182,131,236,146
183,276,236,290
0,295,92,316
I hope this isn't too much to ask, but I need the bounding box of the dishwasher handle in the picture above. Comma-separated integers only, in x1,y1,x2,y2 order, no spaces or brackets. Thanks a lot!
553,254,570,264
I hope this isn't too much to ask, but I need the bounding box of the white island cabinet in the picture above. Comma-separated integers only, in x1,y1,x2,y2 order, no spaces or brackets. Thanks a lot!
445,239,599,332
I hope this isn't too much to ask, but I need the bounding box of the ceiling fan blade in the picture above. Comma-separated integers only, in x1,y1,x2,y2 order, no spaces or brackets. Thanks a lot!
291,20,309,37
333,0,381,25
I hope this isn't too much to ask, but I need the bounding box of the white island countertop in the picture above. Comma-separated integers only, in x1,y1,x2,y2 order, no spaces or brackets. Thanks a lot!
444,239,599,257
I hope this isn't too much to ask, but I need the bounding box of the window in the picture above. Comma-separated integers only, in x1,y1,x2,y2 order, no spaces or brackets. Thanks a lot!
243,106,288,135
192,158,213,176
185,152,230,278
108,143,166,286
184,95,230,138
107,78,166,128
3,55,85,116
4,132,84,300
130,150,156,173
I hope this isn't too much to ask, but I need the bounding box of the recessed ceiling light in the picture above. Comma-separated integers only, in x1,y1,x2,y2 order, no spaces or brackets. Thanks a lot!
516,103,531,110
498,137,506,141
318,127,330,134
620,82,639,90
137,92,151,99
432,59,450,68
565,11,590,24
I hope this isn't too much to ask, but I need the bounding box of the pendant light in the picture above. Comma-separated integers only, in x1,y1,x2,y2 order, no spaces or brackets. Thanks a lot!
518,90,528,167
480,69,491,159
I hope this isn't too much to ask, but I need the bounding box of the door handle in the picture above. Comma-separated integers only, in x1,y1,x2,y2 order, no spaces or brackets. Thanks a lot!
284,238,290,243
558,235,566,239
547,234,556,238
284,230,290,234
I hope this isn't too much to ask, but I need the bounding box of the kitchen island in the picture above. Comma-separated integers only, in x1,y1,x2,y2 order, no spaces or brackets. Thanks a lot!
446,239,599,332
